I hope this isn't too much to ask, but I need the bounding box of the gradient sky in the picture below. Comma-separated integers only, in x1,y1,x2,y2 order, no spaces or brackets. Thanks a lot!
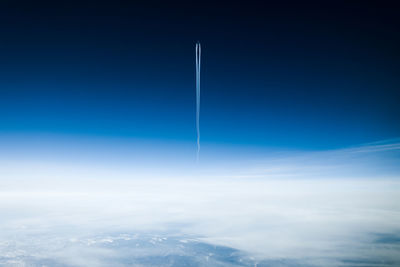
1,3,400,266
0,1,399,150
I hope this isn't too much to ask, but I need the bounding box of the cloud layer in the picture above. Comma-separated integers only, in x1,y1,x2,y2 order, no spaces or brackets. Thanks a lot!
0,139,400,266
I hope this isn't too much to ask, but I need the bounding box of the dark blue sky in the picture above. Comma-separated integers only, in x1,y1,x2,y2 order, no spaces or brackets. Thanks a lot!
1,1,399,150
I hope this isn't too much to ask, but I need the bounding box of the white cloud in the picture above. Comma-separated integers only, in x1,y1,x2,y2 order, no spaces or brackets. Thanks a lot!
0,139,400,266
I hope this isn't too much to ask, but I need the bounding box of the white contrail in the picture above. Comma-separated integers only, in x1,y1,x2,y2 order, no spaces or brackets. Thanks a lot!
196,42,201,163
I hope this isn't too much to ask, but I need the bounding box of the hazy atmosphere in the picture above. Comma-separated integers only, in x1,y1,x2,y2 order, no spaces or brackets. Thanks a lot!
1,1,400,266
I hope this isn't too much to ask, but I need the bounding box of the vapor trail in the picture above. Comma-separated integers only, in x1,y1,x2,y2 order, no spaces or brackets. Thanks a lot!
196,42,201,163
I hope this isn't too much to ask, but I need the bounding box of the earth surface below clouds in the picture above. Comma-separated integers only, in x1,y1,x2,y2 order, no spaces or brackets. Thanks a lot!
0,232,399,267
1,162,400,267
0,233,304,267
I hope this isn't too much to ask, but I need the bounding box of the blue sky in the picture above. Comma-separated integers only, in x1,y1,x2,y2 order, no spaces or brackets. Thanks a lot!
0,2,400,266
0,1,399,152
